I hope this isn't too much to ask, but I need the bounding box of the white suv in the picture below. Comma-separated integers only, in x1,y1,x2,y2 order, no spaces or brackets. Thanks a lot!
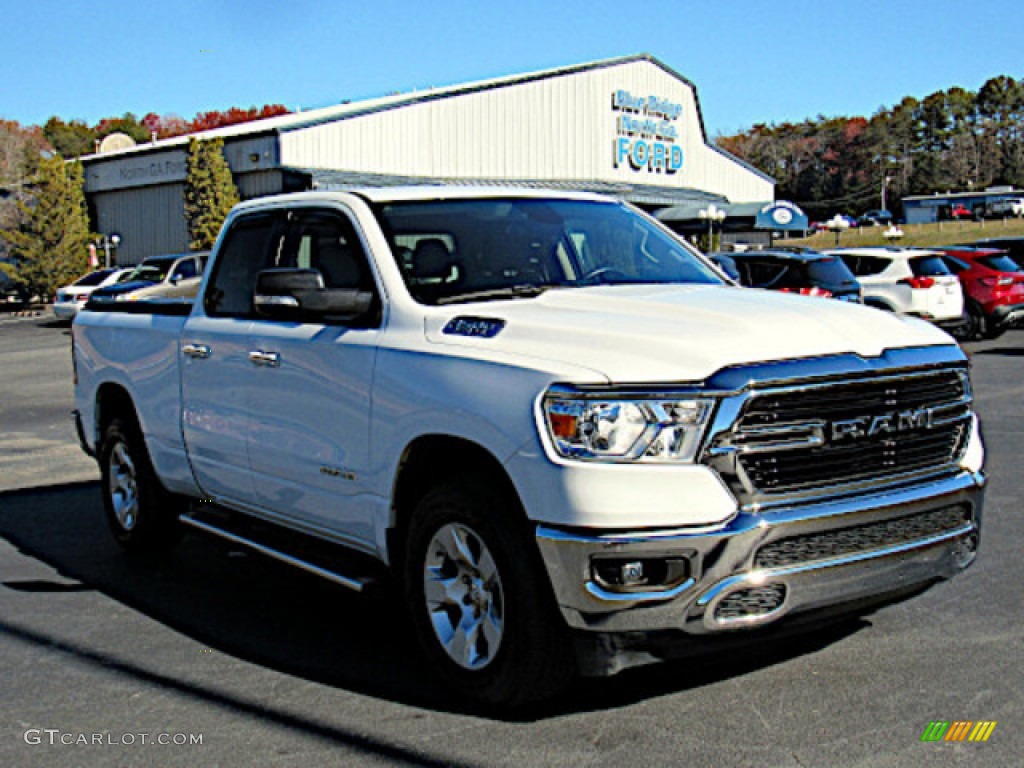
827,247,964,328
988,197,1024,218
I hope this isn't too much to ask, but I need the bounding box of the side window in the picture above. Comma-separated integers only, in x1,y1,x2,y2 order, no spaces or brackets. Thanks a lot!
172,259,197,281
846,256,886,277
283,210,375,292
204,213,285,318
744,260,788,288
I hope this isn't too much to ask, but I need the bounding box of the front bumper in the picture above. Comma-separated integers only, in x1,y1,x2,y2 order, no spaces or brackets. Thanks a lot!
537,470,984,635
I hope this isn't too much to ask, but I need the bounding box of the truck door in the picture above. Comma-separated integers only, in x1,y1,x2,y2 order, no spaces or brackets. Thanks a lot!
180,210,286,505
245,207,381,547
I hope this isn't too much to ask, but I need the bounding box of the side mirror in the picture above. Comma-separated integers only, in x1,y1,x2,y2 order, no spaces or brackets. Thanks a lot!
253,268,373,321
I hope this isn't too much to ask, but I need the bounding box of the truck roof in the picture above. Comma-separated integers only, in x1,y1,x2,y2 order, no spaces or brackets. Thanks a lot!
233,186,615,213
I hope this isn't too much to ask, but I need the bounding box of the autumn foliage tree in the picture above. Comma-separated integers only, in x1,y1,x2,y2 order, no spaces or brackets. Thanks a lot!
184,137,239,251
717,75,1024,219
1,155,93,301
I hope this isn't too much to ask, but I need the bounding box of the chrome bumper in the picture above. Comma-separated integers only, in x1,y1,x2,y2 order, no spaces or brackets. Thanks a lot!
536,471,985,634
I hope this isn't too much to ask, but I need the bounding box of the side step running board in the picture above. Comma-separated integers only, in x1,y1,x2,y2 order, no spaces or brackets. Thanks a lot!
179,511,381,594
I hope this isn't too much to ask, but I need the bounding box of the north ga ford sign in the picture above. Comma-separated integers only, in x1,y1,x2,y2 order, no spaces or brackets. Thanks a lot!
612,90,684,175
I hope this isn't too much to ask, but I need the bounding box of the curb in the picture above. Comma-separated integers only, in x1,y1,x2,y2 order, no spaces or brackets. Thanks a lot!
0,306,54,324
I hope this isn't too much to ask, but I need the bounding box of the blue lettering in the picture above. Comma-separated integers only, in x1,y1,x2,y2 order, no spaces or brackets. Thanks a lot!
615,137,631,167
652,143,666,171
631,140,650,169
669,146,684,172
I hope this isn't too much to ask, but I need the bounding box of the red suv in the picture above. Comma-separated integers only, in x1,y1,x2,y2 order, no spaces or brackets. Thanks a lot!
938,246,1024,340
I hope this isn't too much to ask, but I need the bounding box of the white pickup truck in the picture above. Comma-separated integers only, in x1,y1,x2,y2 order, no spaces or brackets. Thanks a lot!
73,188,986,706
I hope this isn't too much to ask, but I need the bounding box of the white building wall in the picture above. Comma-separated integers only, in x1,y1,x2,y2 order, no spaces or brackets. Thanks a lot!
279,59,772,203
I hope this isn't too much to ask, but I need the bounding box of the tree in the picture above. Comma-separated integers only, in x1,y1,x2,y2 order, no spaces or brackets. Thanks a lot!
0,120,52,241
184,137,239,251
1,156,93,301
94,112,152,144
42,117,97,158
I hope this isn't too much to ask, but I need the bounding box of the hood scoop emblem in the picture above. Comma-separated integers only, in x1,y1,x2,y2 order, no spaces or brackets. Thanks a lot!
442,316,506,338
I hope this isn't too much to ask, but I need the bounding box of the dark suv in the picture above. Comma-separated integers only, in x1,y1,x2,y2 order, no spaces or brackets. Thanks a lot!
937,246,1024,340
715,249,862,301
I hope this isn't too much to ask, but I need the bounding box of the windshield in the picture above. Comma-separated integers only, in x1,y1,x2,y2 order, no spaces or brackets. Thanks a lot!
910,255,953,277
127,259,176,284
73,269,114,287
977,254,1023,273
806,257,858,286
375,198,722,305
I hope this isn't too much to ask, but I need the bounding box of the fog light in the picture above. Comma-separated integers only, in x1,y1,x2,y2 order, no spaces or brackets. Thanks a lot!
592,556,691,592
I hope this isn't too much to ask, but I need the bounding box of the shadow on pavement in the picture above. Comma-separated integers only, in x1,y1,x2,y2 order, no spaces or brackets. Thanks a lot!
974,346,1024,357
0,480,867,725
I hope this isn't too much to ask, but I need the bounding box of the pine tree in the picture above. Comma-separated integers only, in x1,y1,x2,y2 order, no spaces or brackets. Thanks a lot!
0,155,93,302
184,137,239,251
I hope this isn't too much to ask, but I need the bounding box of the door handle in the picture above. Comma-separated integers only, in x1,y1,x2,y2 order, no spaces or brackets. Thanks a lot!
248,350,281,368
183,343,212,359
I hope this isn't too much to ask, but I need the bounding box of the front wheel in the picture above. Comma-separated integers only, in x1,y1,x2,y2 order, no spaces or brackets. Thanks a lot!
403,482,574,708
99,417,184,552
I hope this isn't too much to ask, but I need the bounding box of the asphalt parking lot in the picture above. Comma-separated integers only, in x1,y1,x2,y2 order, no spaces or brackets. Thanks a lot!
1,315,1021,767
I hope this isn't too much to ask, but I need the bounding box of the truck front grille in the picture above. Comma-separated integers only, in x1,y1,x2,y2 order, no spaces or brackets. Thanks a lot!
731,369,971,496
754,504,970,569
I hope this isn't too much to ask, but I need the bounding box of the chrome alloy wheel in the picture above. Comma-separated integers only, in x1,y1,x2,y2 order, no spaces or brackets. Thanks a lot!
107,440,139,531
423,522,505,670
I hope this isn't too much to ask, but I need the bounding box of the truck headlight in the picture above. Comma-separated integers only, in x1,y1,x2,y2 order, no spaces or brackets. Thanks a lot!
542,394,714,463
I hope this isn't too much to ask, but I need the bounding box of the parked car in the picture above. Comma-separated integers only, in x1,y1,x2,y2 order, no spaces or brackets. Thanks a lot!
723,249,862,302
937,246,1024,340
89,252,209,302
827,247,965,329
972,237,1024,268
982,198,1024,218
944,204,973,221
857,209,894,227
53,268,133,320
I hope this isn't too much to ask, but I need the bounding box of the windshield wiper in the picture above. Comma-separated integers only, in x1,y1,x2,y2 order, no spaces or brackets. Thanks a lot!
435,284,551,305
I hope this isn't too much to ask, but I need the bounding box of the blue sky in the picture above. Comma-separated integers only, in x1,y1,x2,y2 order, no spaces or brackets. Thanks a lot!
0,0,1019,137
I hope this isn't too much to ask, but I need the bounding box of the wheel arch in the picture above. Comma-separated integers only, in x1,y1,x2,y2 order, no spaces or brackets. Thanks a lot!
387,434,526,570
95,382,140,441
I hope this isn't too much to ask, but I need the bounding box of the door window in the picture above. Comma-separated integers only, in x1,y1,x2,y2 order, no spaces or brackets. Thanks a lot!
284,211,376,293
204,212,286,318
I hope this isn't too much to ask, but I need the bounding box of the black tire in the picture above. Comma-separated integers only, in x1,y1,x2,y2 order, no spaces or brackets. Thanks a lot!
982,322,1006,341
99,416,184,552
962,302,987,342
403,481,574,709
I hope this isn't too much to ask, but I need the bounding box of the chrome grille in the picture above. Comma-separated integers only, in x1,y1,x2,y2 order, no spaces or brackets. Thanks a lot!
715,585,787,621
731,369,971,495
754,504,970,569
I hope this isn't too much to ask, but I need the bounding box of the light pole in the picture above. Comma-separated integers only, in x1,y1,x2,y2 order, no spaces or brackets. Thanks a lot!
825,214,850,246
698,203,727,252
100,234,121,268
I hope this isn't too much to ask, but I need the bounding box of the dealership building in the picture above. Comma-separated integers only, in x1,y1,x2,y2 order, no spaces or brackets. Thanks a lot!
80,54,794,264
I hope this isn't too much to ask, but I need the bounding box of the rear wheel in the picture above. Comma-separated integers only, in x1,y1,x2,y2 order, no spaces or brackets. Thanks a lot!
99,417,184,552
403,481,574,708
960,302,988,341
982,321,1006,340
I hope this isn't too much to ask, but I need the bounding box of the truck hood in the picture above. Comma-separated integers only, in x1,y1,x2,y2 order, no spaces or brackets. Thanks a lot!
424,284,954,384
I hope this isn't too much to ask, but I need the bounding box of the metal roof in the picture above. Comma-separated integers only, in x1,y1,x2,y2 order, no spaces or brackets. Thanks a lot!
297,168,728,208
77,53,761,184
